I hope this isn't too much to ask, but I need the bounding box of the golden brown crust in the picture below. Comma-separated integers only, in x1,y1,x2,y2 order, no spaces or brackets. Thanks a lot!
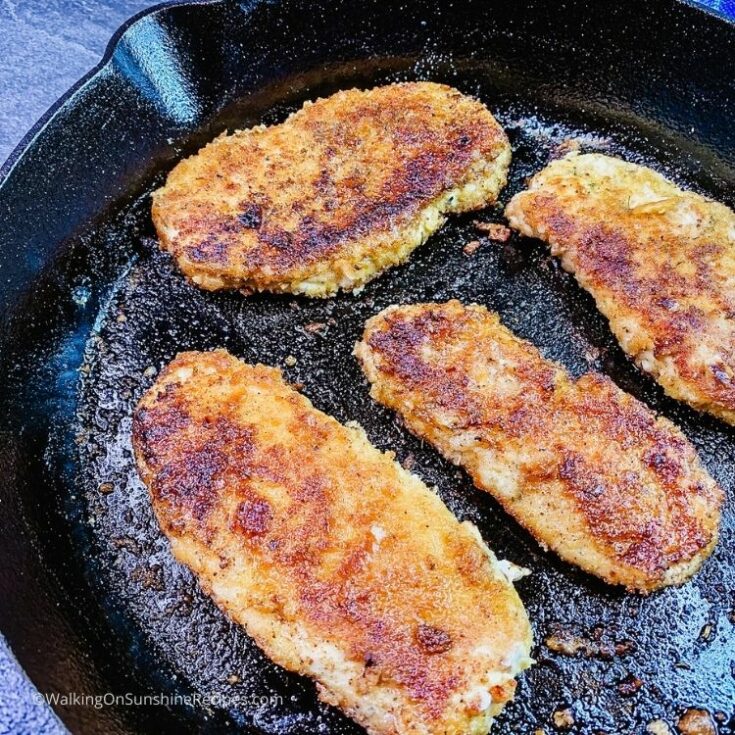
132,349,532,734
152,82,511,296
355,301,723,593
505,152,735,425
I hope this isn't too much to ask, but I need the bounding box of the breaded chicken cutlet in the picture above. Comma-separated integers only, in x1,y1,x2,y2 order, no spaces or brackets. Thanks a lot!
506,152,735,425
132,350,533,735
355,301,723,593
152,82,511,296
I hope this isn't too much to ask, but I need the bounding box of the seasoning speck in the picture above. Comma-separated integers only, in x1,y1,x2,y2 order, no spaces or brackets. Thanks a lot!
463,239,483,256
473,221,511,241
552,707,575,730
676,709,717,735
646,720,673,735
304,322,327,334
616,673,643,696
614,639,637,656
551,138,582,159
284,355,297,367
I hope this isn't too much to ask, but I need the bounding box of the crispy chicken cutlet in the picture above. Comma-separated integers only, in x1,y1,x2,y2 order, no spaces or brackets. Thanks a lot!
152,83,511,296
355,301,723,593
506,152,735,425
132,350,532,735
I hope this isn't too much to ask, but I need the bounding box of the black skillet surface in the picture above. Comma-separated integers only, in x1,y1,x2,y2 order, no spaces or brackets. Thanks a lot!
1,1,735,733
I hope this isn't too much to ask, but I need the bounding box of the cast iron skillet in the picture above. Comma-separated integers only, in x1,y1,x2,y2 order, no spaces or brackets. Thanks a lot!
1,0,734,733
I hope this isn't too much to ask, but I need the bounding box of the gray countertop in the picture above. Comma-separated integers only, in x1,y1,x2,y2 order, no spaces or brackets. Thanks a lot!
0,1,159,165
0,4,158,732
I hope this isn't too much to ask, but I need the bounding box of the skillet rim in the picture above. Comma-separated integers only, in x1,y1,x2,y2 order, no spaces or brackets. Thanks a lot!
1,0,734,187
